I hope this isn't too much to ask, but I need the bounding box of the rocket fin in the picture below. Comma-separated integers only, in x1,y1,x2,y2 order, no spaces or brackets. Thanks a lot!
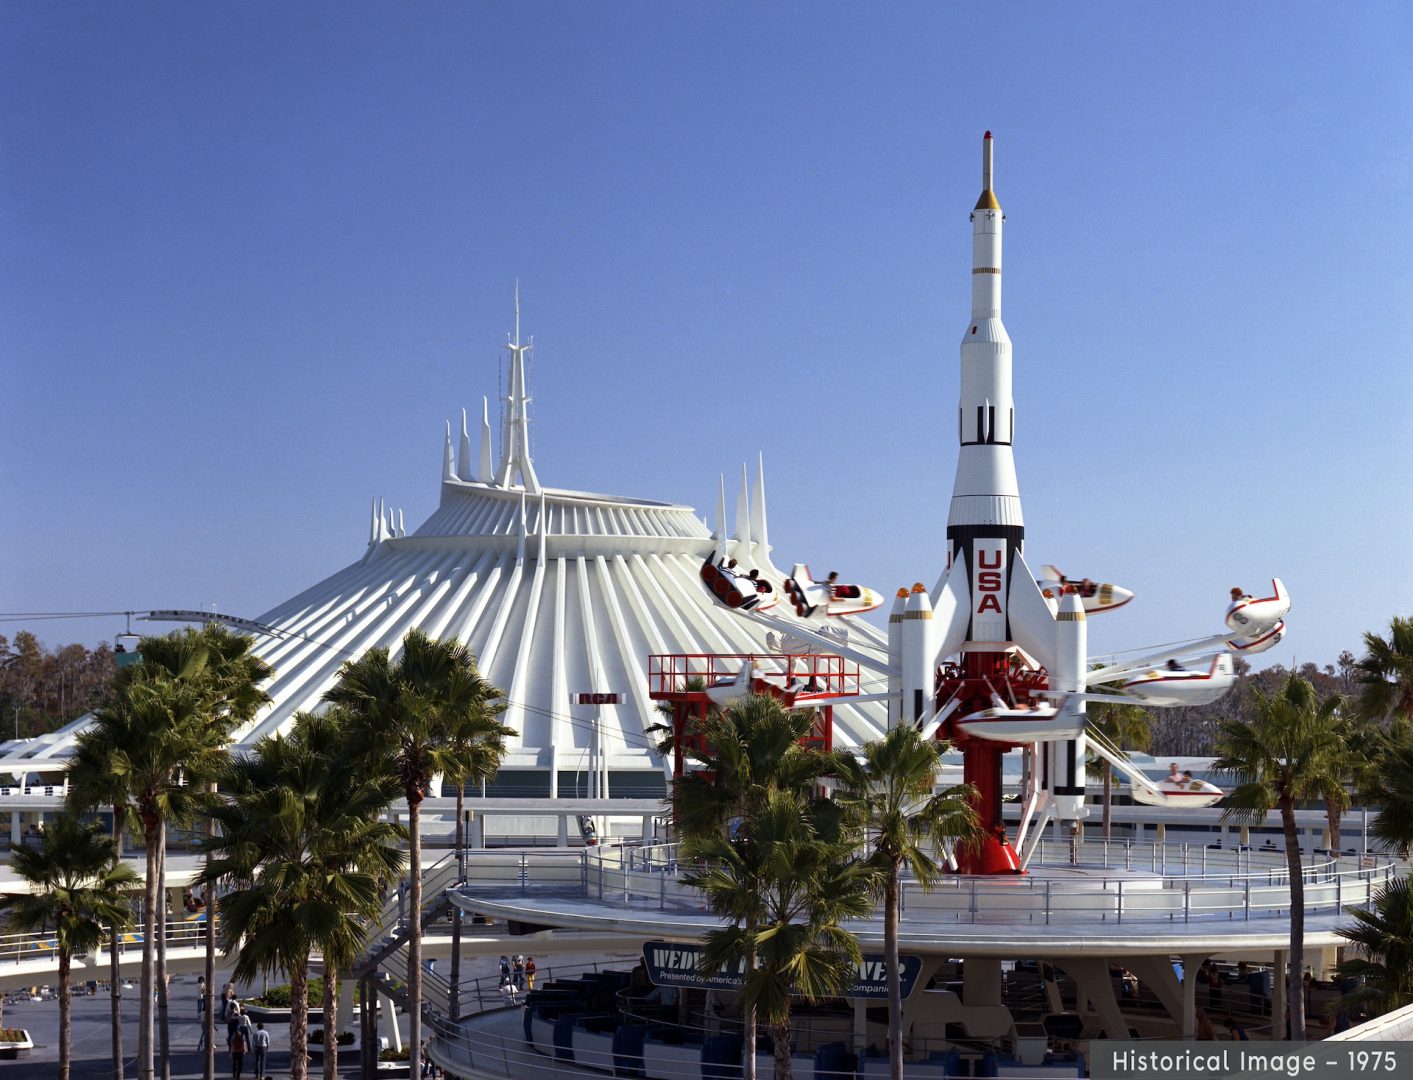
931,563,972,662
1009,551,1059,672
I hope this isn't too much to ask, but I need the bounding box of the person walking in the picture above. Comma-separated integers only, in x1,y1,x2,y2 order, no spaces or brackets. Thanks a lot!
525,956,537,991
512,955,525,992
229,1023,248,1080
197,975,208,1051
252,1021,270,1079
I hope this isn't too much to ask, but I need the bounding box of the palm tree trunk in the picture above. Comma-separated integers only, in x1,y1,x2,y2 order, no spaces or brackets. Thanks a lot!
1328,803,1342,857
886,862,903,1080
406,792,423,1075
140,816,159,1080
204,782,217,1080
743,935,757,1080
450,781,464,1020
156,821,171,1080
772,1018,792,1080
59,948,73,1080
323,959,339,1080
291,956,310,1080
1282,802,1306,1041
110,807,126,1080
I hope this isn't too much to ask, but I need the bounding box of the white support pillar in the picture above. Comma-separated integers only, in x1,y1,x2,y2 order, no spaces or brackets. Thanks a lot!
641,815,654,844
339,979,356,1038
9,812,19,847
557,814,569,848
853,998,868,1051
380,988,402,1052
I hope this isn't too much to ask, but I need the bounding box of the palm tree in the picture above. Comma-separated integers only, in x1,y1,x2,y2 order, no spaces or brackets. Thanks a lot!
76,673,222,1080
1332,873,1413,1019
836,725,979,1080
0,815,138,1080
684,788,876,1080
1368,728,1413,856
325,629,507,1067
204,714,404,1080
438,665,510,1020
1213,672,1343,1041
70,625,271,1080
65,737,135,1080
1085,698,1152,840
1356,617,1413,726
672,693,846,1080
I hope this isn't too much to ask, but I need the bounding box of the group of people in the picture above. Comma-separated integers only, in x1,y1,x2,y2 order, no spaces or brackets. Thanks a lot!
498,953,537,1000
1165,762,1196,788
196,976,271,1080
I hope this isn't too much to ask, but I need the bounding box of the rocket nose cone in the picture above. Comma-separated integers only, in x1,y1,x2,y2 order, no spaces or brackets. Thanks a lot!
984,131,992,139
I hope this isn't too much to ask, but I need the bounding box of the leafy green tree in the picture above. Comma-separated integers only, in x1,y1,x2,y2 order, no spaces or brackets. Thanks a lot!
1356,617,1413,726
1332,873,1413,1021
324,629,508,1065
836,725,978,1080
203,713,404,1080
0,815,138,1080
684,788,876,1080
1213,673,1343,1041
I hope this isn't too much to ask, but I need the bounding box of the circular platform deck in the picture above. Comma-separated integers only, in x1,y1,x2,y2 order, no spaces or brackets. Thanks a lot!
451,840,1401,958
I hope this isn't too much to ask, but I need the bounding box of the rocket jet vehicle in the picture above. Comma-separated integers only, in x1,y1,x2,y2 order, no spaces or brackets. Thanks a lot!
683,133,1289,874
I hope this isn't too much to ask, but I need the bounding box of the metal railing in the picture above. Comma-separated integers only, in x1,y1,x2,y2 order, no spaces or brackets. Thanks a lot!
0,914,211,965
453,840,1401,928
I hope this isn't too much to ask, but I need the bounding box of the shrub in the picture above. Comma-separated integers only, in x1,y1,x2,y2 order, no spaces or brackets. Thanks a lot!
253,976,324,1009
308,1030,355,1045
380,1046,411,1061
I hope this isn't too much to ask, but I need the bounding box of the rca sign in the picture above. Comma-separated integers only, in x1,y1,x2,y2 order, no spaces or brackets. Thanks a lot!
576,693,620,705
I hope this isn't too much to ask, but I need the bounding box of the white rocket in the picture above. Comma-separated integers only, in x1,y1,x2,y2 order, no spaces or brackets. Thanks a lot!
922,133,1089,870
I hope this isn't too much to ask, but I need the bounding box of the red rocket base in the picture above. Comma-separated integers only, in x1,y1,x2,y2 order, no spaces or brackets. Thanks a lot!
938,650,1049,875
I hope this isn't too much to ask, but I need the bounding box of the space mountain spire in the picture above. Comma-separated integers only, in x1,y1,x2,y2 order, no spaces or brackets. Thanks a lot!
496,285,541,494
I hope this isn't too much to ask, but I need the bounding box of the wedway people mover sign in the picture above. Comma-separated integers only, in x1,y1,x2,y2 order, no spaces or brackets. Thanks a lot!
642,941,923,1000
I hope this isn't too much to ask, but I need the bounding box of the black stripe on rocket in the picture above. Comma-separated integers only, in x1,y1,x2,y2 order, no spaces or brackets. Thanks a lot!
958,406,1015,446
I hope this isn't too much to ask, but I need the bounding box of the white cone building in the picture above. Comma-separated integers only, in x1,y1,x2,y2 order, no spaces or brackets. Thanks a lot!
69,313,888,795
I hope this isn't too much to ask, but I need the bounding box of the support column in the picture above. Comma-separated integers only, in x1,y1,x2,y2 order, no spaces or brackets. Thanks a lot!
1127,955,1184,1027
1041,963,1063,1013
9,812,19,847
853,998,868,1052
1057,959,1128,1041
1181,956,1200,1038
641,815,654,844
339,979,356,1041
380,988,402,1052
963,958,1003,1007
557,814,569,848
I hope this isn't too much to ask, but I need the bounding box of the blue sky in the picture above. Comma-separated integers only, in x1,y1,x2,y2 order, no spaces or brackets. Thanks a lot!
3,2,1410,670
